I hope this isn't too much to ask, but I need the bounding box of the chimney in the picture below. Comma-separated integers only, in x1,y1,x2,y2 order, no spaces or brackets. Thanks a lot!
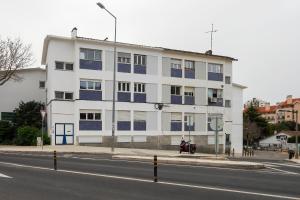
71,27,77,38
286,95,293,104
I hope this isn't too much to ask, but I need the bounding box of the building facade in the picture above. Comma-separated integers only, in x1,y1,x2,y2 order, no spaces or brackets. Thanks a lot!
41,30,245,153
0,68,46,121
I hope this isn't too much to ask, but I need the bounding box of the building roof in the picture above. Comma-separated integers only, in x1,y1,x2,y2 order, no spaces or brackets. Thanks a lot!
257,105,277,114
232,83,247,89
278,98,300,108
41,35,237,65
278,131,300,137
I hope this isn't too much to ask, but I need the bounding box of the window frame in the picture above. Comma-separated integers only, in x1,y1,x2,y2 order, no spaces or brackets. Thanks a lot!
55,61,74,71
208,63,223,73
39,81,45,89
118,82,130,92
171,85,181,96
55,91,73,100
134,83,145,93
79,112,102,121
225,76,231,84
80,80,102,91
134,54,146,66
80,48,102,61
184,60,195,70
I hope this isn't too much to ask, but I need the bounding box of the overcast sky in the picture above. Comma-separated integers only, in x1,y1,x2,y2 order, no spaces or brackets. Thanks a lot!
1,0,299,104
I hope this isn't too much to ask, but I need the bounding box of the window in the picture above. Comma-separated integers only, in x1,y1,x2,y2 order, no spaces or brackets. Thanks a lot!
185,60,195,70
55,61,64,70
225,76,231,84
134,83,145,93
171,86,181,95
208,88,223,98
55,61,73,71
184,114,194,125
208,63,223,73
80,48,102,61
39,81,45,89
134,111,146,122
171,113,182,122
80,112,101,121
184,87,194,96
118,52,131,64
80,80,101,91
134,54,146,66
118,82,130,92
225,100,231,108
171,59,182,69
55,91,73,100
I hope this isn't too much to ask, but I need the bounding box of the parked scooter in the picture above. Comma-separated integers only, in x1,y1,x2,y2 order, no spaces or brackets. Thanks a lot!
179,140,196,154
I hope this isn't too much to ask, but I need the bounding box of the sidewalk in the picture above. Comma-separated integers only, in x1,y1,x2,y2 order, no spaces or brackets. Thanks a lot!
0,145,264,169
290,158,300,164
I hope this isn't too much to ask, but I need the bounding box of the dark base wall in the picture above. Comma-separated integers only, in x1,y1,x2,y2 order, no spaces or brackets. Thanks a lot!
79,135,224,154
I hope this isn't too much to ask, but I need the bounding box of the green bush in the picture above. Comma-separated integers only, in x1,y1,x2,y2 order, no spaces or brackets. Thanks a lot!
0,121,15,144
15,126,39,146
37,131,50,145
288,136,300,143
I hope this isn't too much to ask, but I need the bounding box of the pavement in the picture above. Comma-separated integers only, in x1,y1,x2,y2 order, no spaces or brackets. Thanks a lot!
0,151,299,200
0,145,264,169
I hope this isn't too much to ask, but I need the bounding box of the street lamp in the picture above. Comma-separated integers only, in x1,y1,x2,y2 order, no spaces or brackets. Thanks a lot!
278,109,299,159
97,2,117,152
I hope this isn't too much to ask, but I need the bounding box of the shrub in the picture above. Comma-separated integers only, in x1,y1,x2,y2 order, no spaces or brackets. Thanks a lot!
0,121,15,144
37,131,50,145
15,126,39,146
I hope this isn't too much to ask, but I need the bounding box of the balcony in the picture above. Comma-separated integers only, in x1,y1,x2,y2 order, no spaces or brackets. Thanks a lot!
171,68,182,78
134,93,146,103
134,121,146,131
79,90,102,101
184,123,195,131
134,65,146,74
117,92,131,102
117,121,131,131
184,69,195,79
80,59,102,70
208,72,223,81
208,98,223,107
184,96,195,105
79,121,102,131
171,95,182,104
118,63,131,73
171,122,182,131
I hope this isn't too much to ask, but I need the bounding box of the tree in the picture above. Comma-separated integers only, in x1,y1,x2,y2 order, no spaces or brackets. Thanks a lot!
0,37,33,86
14,101,44,129
0,121,15,144
15,126,39,146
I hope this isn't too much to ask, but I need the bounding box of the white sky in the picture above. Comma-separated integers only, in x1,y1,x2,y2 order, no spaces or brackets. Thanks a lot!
0,0,299,104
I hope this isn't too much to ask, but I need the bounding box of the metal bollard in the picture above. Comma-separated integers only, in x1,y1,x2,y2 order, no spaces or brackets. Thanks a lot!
232,148,235,157
54,150,57,170
154,155,157,182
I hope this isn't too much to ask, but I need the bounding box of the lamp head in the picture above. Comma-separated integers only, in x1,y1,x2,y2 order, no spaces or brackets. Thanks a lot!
96,2,105,9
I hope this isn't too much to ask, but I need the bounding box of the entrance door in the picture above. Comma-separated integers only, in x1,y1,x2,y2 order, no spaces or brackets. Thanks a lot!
55,123,74,145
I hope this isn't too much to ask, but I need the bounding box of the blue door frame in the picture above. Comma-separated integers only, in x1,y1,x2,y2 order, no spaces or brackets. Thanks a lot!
55,123,74,145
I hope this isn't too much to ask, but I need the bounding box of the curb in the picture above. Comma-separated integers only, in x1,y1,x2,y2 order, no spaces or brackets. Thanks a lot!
113,155,265,170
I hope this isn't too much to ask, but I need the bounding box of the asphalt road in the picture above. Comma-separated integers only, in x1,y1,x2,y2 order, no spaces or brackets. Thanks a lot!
0,152,299,200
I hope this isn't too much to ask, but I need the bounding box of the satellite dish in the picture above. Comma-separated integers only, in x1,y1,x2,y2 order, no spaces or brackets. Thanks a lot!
210,118,223,131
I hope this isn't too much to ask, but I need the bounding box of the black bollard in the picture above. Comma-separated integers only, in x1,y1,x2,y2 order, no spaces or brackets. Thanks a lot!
232,148,235,157
54,150,57,170
154,155,157,182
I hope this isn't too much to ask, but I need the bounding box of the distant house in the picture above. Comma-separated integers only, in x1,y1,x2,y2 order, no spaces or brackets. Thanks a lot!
259,131,299,149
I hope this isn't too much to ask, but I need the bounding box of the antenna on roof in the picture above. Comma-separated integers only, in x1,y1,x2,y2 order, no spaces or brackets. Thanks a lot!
205,24,218,53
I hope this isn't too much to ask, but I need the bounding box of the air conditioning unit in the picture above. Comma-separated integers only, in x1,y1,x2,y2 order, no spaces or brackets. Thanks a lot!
211,97,218,103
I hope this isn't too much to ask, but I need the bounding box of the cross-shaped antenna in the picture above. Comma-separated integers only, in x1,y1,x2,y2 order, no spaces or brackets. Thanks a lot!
205,24,218,52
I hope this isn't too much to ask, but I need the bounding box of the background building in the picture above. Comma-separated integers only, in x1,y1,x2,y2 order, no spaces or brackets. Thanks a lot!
0,68,46,121
41,29,245,153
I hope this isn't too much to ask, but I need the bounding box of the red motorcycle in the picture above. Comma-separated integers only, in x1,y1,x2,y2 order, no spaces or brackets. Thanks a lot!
179,140,196,154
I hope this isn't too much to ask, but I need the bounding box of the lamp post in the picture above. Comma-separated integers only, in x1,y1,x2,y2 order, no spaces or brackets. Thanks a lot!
97,2,117,152
278,109,299,159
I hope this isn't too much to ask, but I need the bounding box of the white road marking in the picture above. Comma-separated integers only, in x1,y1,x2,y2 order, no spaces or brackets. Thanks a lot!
266,166,299,175
263,162,300,168
0,173,12,178
0,161,299,199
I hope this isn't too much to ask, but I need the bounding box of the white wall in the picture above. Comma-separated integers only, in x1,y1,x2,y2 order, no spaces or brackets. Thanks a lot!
0,68,46,119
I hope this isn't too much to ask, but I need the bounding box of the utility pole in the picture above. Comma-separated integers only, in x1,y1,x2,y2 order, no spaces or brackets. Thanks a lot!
295,110,299,159
205,24,218,52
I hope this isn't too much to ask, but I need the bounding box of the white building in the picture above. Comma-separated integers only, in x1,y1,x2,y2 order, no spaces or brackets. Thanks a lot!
0,68,46,121
41,29,246,154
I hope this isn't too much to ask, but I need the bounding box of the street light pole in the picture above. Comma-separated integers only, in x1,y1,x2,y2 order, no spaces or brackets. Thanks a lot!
97,2,117,152
295,111,298,159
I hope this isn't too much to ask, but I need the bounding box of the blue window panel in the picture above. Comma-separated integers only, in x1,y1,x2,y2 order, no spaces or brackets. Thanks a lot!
79,121,102,131
171,122,182,131
117,121,131,130
134,65,146,74
80,59,102,70
208,72,223,81
171,68,182,78
208,98,223,107
134,121,146,131
184,123,195,131
134,93,146,103
118,92,131,102
118,63,131,73
185,69,195,79
171,95,182,104
80,90,102,101
184,96,195,105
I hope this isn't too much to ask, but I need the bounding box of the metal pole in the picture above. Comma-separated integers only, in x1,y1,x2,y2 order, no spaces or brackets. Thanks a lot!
296,111,299,159
211,24,213,51
215,117,218,157
154,155,157,182
111,16,117,153
54,150,57,170
42,117,44,150
188,115,191,154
